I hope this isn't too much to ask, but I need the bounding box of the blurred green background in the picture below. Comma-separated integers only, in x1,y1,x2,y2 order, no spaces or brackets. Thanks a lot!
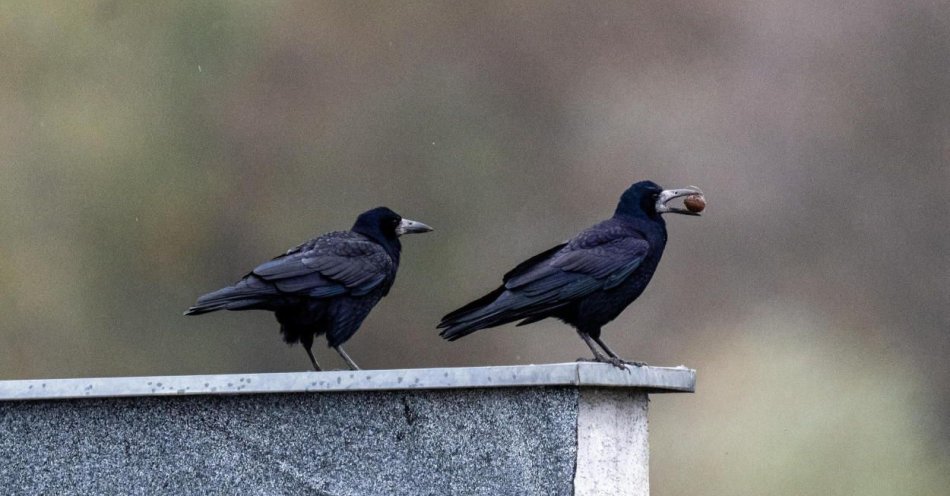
2,1,948,493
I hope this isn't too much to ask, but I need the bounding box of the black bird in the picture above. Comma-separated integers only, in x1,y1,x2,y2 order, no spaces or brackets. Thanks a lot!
186,207,432,371
438,181,702,368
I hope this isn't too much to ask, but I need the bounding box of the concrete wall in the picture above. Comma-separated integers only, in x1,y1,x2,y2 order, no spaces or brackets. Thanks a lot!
0,363,694,495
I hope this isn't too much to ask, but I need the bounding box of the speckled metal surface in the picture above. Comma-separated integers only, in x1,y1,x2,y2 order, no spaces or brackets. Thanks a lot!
0,363,695,401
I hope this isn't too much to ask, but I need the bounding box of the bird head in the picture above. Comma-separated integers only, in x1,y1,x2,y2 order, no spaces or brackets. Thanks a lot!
616,181,704,219
353,207,434,241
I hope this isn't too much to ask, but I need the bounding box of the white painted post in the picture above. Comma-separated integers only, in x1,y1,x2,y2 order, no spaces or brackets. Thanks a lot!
574,390,650,495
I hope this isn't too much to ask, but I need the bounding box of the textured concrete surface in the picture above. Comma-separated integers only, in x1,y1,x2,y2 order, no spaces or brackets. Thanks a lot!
575,390,650,496
0,364,695,495
1,388,578,495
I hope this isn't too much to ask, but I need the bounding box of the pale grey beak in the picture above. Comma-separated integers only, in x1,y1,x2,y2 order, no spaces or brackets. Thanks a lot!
396,218,434,236
656,186,704,216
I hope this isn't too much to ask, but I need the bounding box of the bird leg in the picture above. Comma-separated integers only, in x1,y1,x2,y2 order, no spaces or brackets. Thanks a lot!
303,344,322,372
593,336,645,367
577,332,629,371
300,334,322,371
334,346,361,371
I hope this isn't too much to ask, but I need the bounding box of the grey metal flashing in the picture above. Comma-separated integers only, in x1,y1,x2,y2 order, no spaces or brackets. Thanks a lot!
0,362,694,401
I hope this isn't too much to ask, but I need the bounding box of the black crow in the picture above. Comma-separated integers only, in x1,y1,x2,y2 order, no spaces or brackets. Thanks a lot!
438,181,702,368
186,207,432,371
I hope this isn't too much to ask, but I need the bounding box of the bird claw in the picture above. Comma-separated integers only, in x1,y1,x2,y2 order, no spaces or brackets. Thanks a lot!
576,356,644,372
605,357,632,372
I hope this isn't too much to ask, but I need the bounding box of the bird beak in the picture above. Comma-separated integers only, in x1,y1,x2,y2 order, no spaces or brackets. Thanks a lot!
396,218,434,236
656,186,704,216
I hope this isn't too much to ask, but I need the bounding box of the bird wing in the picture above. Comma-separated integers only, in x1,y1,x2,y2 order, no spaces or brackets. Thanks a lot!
504,224,650,298
250,232,393,297
437,223,650,338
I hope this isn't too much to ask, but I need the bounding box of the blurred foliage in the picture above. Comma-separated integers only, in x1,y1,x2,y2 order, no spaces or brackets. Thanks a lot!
653,310,950,495
1,1,948,493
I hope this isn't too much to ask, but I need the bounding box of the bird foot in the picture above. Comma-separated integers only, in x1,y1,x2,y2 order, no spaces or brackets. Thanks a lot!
576,357,645,370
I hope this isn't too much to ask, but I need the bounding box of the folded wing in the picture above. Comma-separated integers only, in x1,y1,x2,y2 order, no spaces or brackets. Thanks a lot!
438,222,649,340
185,232,393,315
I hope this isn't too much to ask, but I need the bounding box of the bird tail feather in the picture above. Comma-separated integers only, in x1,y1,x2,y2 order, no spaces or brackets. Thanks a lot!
183,278,276,316
438,286,558,341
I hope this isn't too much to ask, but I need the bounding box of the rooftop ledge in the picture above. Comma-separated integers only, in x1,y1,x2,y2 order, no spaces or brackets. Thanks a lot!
0,362,696,495
0,362,694,401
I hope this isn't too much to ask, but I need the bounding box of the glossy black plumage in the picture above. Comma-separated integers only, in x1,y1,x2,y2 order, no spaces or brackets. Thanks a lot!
438,180,700,367
186,207,432,371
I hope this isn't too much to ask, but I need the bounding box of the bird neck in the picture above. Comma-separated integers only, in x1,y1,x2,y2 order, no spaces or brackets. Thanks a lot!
353,227,402,263
614,212,668,245
384,239,402,265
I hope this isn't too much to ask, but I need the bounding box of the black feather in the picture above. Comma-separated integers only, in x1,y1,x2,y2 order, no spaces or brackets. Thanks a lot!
186,207,430,369
439,180,684,360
